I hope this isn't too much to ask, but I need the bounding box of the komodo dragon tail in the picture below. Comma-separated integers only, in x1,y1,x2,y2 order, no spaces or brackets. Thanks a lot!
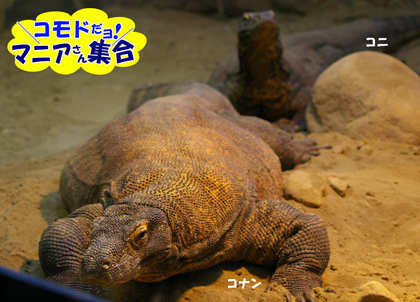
338,15,420,52
285,15,420,56
375,15,420,47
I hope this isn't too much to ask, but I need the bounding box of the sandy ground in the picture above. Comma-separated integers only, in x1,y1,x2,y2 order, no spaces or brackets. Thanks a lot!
0,2,419,302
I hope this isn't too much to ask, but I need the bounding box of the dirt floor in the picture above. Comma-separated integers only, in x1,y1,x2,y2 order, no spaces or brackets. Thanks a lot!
0,2,419,302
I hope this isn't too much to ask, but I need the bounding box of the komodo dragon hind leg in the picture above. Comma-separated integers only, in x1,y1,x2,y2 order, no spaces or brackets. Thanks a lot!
39,203,104,294
226,114,330,170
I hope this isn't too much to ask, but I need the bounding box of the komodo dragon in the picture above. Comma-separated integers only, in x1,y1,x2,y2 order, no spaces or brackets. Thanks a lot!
207,11,420,130
39,82,330,302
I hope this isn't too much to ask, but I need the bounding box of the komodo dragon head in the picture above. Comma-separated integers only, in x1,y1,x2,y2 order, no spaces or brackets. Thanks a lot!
239,10,278,40
238,10,281,67
79,198,174,286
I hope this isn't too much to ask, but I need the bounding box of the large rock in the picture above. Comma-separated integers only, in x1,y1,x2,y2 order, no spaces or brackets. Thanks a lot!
306,51,420,145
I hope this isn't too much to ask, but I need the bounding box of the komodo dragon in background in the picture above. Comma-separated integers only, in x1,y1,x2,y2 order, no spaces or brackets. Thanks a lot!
39,82,330,302
207,11,420,130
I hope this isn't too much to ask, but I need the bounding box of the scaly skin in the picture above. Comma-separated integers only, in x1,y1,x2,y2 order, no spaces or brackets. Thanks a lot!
39,83,330,301
208,11,420,130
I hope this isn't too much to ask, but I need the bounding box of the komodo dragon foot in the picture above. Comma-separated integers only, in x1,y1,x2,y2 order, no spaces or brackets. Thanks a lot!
293,139,331,164
39,204,104,295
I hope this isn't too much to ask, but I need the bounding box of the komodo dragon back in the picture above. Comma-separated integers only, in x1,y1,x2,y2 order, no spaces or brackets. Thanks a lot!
40,83,330,302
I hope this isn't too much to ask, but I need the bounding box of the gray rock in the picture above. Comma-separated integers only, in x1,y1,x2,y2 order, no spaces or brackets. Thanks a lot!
307,51,420,145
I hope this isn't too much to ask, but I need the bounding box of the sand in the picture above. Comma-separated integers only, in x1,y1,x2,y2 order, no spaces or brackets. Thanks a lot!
0,2,419,302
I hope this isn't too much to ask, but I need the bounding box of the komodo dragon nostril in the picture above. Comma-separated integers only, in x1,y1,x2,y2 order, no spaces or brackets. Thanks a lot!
102,261,111,270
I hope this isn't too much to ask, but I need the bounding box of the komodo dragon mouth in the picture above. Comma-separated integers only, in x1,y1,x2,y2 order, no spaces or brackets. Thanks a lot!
80,252,141,286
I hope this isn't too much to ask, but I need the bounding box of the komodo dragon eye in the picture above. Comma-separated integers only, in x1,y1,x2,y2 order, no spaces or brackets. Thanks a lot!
130,224,148,248
137,230,146,240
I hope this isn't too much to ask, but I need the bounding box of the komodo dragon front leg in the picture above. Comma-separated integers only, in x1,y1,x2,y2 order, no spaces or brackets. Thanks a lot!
232,199,330,302
39,203,104,294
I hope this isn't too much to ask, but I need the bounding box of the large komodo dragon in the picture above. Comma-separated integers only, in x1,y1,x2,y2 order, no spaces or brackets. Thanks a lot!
39,82,330,302
208,11,420,130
